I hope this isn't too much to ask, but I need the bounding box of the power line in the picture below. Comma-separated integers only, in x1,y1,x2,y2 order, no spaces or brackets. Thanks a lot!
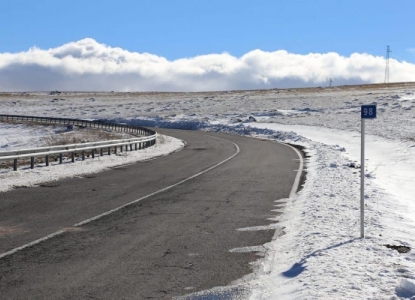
384,45,392,84
391,53,405,61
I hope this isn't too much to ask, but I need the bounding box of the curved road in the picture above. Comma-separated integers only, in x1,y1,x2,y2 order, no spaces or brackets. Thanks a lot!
0,129,301,299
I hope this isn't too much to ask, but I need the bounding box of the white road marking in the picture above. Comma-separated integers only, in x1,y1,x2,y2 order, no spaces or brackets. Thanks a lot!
284,144,304,198
0,136,239,260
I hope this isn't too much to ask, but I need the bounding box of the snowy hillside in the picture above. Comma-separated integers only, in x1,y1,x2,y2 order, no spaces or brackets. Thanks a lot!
1,82,414,299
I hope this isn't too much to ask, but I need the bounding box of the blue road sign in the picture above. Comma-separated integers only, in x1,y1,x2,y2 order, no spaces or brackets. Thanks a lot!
361,105,377,119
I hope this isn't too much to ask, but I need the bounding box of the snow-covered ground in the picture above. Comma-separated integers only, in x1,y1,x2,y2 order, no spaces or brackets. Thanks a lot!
0,122,68,150
0,122,135,151
1,83,415,299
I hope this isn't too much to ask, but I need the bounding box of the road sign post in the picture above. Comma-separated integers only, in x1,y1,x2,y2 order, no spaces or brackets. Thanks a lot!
360,105,376,238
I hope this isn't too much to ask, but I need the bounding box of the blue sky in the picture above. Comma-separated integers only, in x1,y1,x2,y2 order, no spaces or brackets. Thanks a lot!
1,0,414,62
1,0,415,91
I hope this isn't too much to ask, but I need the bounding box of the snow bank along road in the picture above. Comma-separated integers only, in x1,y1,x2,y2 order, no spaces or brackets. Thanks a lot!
0,128,301,299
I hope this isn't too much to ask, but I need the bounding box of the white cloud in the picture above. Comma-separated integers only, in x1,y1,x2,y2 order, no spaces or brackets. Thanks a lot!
0,38,414,92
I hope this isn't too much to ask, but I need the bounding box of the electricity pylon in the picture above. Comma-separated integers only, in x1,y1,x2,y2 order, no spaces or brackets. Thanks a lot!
384,45,392,84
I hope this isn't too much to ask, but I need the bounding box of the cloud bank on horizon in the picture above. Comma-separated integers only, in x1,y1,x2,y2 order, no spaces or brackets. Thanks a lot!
1,38,414,92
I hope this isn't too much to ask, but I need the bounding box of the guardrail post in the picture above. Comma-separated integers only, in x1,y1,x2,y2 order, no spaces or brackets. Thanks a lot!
72,152,75,162
82,151,85,160
59,153,63,164
14,159,17,171
46,155,49,166
120,146,123,153
31,157,35,169
100,148,103,156
108,147,111,155
92,150,95,159
135,143,138,151
115,146,118,154
130,144,133,151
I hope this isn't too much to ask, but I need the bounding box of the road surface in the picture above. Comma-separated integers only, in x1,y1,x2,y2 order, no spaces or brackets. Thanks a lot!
0,129,301,299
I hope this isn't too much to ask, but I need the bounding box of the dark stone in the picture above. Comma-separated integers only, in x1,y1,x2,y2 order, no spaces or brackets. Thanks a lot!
384,244,411,253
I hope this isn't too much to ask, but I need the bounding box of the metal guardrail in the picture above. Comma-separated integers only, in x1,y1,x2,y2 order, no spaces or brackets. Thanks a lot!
0,137,153,157
0,114,157,171
0,114,155,136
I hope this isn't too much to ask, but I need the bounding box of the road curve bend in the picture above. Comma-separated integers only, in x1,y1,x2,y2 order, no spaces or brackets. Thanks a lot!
0,129,301,299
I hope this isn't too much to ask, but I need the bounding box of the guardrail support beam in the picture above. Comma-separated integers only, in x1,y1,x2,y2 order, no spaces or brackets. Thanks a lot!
46,155,49,166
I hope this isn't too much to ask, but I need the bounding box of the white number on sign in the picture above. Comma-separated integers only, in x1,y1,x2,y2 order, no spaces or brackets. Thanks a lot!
363,108,374,116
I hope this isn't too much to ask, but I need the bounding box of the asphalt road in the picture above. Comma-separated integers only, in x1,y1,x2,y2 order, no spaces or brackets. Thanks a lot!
0,129,300,299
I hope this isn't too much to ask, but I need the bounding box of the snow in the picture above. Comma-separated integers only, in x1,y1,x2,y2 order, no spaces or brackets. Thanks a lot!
1,84,415,299
243,135,415,299
248,123,415,231
0,122,67,150
400,279,415,296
